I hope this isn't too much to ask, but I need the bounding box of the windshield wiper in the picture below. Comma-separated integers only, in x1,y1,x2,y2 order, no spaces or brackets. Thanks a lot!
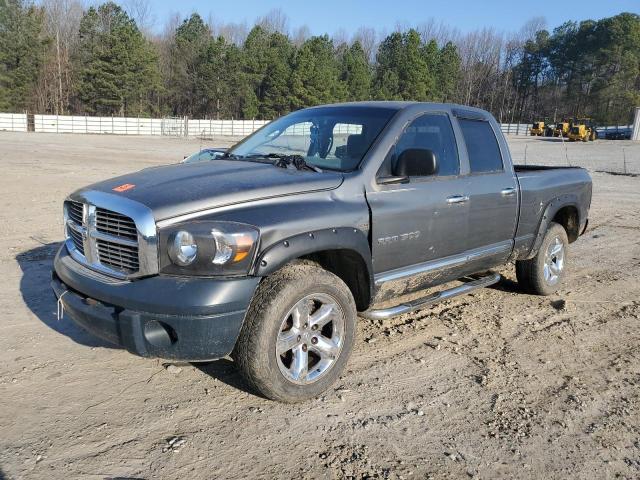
259,153,323,172
220,152,244,160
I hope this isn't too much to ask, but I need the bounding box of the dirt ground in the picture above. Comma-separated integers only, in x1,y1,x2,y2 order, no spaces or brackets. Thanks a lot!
0,132,639,480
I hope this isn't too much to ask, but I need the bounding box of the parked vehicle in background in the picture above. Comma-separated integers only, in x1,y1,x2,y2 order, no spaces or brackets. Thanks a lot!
52,102,592,402
602,126,632,140
182,148,227,163
554,121,570,137
568,118,598,142
530,121,545,136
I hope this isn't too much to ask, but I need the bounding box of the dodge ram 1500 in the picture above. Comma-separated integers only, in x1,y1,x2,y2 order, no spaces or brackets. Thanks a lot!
52,102,592,402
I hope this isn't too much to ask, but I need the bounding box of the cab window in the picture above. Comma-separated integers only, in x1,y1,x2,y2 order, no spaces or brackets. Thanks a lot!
458,119,503,173
394,113,459,177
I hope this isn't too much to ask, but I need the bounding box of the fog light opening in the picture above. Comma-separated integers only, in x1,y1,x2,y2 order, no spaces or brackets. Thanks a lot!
144,320,178,348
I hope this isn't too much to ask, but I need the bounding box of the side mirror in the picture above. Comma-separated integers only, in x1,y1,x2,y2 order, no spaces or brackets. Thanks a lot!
393,148,438,177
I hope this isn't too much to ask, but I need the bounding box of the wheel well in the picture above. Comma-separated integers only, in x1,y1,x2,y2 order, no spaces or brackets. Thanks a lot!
301,249,371,311
553,206,579,242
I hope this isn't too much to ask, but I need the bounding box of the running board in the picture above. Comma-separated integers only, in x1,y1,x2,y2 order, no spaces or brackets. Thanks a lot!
360,273,501,320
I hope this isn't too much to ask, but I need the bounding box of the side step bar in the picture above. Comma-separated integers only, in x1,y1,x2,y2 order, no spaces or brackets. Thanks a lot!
360,273,501,320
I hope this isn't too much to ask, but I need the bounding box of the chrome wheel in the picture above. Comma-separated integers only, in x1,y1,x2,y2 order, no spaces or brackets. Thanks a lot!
276,293,345,384
544,236,565,285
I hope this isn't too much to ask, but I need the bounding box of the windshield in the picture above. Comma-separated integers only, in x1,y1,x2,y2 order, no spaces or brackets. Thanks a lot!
227,106,397,171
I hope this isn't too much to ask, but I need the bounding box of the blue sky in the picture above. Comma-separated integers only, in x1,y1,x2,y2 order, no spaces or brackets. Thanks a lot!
143,0,638,35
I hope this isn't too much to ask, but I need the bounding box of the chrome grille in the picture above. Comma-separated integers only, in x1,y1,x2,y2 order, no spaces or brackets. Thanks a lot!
96,208,138,241
67,225,85,255
96,238,139,273
67,201,84,225
64,200,141,278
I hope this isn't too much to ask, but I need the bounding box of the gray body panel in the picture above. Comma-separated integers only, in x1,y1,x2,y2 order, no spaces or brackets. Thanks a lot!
68,101,592,311
80,159,344,221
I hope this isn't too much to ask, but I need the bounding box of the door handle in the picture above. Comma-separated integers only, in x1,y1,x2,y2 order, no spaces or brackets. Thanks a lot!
446,195,469,204
501,187,516,196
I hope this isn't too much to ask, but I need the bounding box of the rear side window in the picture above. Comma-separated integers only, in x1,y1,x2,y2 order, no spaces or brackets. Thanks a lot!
395,113,459,176
458,119,503,173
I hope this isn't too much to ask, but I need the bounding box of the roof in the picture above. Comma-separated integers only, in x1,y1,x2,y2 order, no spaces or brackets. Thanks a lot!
304,101,491,116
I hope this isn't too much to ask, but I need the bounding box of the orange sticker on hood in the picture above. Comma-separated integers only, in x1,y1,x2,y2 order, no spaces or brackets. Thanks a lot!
113,183,136,192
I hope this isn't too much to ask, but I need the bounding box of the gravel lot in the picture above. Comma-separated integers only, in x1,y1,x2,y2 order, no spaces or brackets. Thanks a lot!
0,132,639,479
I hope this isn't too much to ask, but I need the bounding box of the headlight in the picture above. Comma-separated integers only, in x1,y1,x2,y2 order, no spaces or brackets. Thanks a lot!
159,221,259,276
168,231,198,266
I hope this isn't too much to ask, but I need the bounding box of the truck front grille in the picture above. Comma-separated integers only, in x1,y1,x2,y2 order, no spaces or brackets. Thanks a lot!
96,238,140,272
65,200,141,277
67,224,85,255
96,208,138,241
67,201,84,225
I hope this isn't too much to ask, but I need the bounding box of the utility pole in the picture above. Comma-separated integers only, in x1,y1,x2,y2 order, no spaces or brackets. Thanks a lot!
632,107,640,142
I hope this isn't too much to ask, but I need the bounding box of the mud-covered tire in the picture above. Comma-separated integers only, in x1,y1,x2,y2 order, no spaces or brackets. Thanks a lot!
233,261,357,403
516,222,569,296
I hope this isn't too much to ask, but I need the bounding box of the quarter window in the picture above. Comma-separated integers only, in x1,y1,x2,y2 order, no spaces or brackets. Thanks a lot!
395,114,459,177
458,119,503,173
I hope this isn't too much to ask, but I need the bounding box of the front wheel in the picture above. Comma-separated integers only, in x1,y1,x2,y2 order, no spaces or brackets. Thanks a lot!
516,222,569,296
233,262,357,402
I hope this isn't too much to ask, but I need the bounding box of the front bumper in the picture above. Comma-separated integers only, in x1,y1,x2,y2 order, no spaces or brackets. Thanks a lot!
52,245,260,361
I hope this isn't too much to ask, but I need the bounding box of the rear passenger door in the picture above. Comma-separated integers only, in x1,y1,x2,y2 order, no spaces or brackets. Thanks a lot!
457,117,518,267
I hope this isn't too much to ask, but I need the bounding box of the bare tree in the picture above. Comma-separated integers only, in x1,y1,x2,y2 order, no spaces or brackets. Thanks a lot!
353,26,377,62
416,18,460,45
519,16,547,42
123,0,156,35
332,28,349,47
256,8,289,35
208,15,249,45
34,0,84,114
291,25,311,47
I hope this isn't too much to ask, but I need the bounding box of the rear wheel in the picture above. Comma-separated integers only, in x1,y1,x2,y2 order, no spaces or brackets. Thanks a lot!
516,222,569,296
233,261,356,402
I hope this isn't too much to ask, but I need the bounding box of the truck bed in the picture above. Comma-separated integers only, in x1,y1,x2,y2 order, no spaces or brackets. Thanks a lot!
513,164,592,250
514,164,583,172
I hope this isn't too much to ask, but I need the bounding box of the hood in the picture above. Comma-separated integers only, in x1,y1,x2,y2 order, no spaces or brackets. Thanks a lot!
78,160,344,220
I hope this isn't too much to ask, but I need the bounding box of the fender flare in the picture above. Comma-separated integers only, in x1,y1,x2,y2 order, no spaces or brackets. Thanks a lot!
253,227,374,301
525,194,581,259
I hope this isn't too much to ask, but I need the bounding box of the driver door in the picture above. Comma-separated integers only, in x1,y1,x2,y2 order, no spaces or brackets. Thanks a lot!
366,112,470,293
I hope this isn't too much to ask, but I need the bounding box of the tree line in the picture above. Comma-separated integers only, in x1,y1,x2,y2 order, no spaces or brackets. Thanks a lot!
1,0,638,125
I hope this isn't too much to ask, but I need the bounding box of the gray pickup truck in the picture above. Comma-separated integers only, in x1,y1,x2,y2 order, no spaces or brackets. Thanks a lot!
52,102,592,402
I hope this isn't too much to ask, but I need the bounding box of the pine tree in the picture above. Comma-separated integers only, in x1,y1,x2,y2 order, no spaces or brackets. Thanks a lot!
166,13,211,116
372,32,403,100
242,26,295,119
339,41,371,101
290,35,341,108
75,2,159,116
437,42,461,102
0,0,47,111
373,29,437,101
261,32,295,117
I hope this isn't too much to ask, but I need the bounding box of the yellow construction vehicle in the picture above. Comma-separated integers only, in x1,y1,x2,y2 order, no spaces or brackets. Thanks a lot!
530,121,545,136
554,121,570,137
568,118,597,142
568,124,590,142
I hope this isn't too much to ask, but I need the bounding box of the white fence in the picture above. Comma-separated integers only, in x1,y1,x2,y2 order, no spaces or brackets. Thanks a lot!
0,113,637,140
0,113,270,137
187,119,270,137
34,115,166,135
500,124,532,136
0,113,28,132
